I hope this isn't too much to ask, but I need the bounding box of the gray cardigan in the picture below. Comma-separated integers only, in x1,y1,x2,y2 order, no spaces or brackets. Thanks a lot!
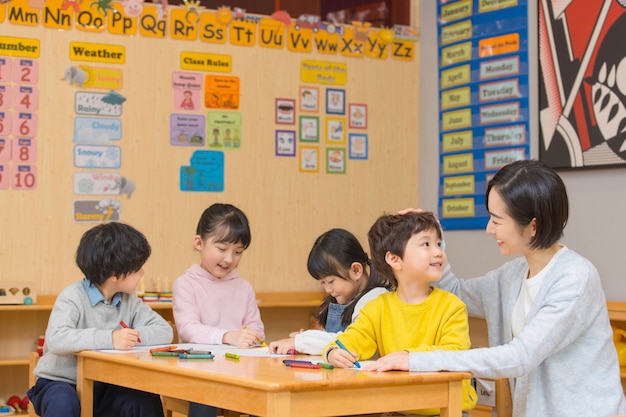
409,247,626,417
34,280,173,384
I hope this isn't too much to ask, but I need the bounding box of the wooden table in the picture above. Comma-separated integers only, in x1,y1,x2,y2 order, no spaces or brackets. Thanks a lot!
77,350,471,417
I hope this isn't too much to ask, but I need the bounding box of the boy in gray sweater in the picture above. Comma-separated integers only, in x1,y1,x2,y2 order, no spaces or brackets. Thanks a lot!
27,222,173,417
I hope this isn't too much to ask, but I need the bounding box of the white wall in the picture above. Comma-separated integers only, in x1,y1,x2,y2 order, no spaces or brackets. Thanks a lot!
419,1,626,300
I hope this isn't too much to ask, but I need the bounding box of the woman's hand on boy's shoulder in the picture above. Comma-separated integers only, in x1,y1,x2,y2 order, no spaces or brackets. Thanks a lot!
363,350,409,372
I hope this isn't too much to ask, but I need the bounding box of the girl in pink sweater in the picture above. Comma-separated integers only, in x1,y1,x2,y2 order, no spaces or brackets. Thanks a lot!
173,203,264,417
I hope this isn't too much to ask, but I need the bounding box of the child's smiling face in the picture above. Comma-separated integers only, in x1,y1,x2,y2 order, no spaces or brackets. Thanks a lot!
395,228,446,285
194,235,245,278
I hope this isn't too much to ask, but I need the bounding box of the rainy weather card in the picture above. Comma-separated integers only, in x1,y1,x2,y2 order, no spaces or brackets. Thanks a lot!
170,114,205,146
180,150,224,192
75,91,125,116
172,71,203,112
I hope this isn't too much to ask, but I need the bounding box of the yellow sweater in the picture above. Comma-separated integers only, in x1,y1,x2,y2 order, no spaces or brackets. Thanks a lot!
323,288,477,414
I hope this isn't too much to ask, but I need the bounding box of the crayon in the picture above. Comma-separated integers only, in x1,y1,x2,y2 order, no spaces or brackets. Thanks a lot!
335,339,360,368
283,359,332,369
283,360,315,366
179,353,214,359
225,352,240,360
151,351,180,357
186,349,212,355
243,326,266,346
288,362,321,369
119,320,142,343
150,345,177,353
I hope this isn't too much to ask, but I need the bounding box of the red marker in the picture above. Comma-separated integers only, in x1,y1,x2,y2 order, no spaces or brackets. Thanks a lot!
119,320,142,343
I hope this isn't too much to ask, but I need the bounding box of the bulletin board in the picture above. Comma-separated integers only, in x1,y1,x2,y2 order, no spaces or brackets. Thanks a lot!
0,0,421,297
436,0,530,230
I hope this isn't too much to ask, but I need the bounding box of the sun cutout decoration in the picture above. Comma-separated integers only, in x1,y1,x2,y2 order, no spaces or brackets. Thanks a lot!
183,0,202,24
216,6,233,26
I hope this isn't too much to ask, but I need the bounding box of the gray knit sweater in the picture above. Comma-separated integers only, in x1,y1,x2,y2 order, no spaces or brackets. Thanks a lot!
34,280,173,384
409,247,626,417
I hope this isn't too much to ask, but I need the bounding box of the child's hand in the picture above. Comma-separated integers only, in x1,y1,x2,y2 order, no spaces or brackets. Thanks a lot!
364,350,409,372
112,328,140,350
327,346,359,368
268,337,296,354
223,328,262,346
288,329,304,338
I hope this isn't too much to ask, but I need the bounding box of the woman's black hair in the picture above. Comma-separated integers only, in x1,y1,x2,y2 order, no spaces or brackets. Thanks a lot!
486,159,568,249
307,228,391,328
196,203,251,248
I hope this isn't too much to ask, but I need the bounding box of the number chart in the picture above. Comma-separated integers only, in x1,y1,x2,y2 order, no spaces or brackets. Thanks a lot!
0,56,38,190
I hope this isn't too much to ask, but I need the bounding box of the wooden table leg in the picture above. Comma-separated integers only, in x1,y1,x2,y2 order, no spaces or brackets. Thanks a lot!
77,356,94,417
440,380,463,417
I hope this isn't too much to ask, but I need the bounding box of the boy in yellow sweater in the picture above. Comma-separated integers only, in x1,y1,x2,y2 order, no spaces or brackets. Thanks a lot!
324,211,476,416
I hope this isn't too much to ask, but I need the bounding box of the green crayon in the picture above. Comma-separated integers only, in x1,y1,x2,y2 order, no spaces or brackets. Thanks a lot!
151,351,180,357
179,353,214,359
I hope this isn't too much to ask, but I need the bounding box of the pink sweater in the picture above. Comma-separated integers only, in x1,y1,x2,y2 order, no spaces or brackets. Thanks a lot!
172,263,265,344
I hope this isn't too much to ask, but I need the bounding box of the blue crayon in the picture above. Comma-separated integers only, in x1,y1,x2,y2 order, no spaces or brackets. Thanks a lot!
335,339,361,368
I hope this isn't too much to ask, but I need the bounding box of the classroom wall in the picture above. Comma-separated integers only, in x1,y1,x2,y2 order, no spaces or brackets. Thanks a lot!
0,3,420,296
419,1,626,300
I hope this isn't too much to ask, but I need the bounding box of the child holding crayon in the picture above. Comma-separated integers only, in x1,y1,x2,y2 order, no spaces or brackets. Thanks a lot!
268,228,391,355
324,212,477,416
173,203,264,417
27,222,173,417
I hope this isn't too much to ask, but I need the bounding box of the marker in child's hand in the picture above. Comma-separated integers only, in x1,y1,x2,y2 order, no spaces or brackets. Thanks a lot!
335,339,360,368
119,320,142,343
